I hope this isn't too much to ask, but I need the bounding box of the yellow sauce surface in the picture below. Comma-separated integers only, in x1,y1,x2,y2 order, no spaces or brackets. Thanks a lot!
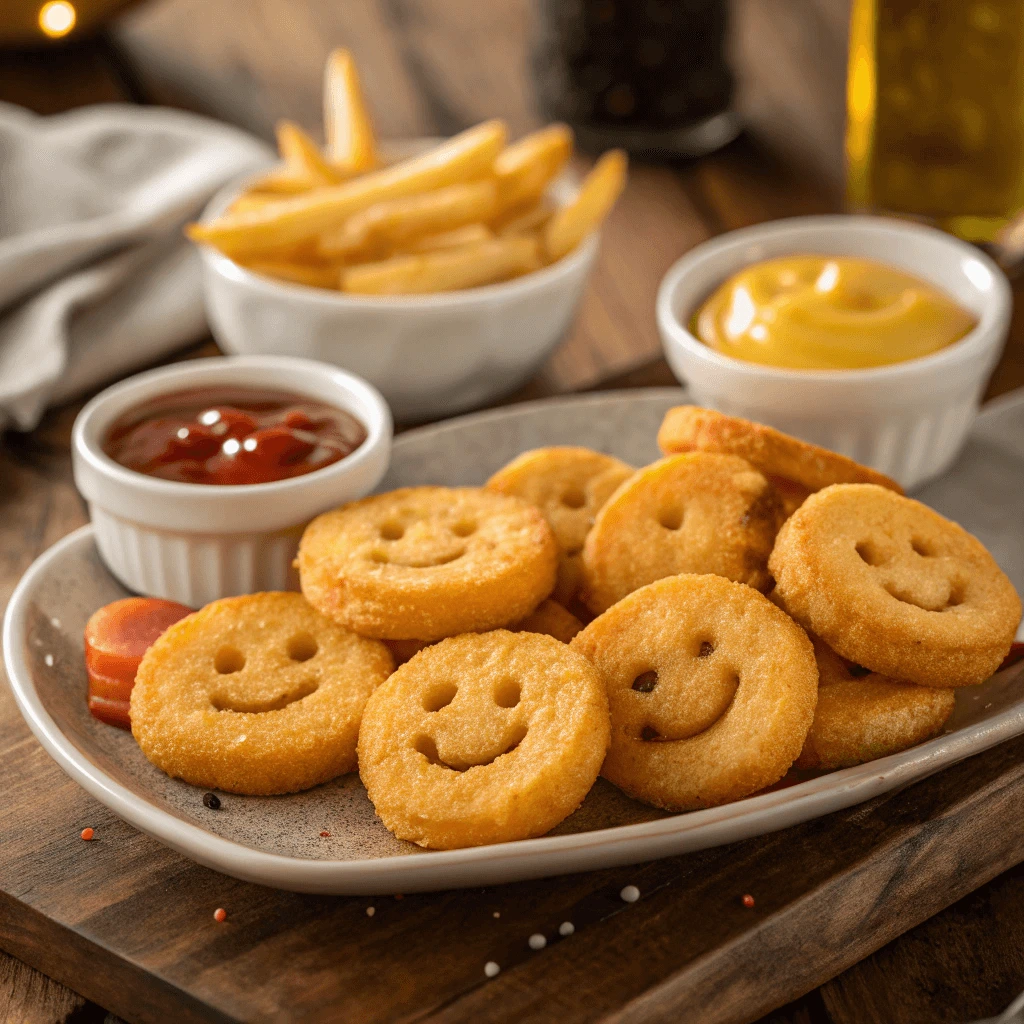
694,256,976,370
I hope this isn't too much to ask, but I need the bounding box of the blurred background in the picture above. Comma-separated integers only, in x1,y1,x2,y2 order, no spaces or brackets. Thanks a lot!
0,0,857,392
5,0,1022,399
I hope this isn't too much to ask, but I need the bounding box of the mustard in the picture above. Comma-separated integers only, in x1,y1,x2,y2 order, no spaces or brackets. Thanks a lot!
694,256,976,370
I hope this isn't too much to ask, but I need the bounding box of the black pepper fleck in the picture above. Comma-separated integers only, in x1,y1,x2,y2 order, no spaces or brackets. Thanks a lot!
203,792,221,810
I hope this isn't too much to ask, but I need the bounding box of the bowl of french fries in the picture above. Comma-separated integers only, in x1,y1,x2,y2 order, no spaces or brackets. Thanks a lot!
187,51,627,423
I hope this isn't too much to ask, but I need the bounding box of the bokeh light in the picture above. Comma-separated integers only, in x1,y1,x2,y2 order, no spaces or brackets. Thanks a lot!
38,1,77,39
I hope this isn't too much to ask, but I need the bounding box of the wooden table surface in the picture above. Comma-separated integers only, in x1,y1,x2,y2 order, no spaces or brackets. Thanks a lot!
3,1,1024,1022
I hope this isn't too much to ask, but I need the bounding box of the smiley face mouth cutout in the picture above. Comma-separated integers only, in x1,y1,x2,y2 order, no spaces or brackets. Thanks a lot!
631,663,740,742
854,534,968,612
884,580,966,612
366,546,467,568
414,724,528,772
210,678,319,714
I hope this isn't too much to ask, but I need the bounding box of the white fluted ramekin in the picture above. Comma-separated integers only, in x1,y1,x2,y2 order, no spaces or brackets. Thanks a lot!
72,356,391,606
657,215,1012,490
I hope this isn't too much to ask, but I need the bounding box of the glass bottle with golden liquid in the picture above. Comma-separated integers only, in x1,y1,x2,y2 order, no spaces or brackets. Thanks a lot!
846,0,1024,242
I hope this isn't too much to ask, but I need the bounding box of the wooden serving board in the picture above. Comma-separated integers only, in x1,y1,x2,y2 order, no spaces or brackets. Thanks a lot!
2,367,1024,1024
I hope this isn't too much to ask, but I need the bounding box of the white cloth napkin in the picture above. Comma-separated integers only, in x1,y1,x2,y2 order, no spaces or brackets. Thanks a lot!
0,101,273,431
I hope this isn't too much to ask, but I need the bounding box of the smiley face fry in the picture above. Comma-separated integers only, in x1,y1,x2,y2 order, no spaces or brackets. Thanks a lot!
795,637,955,770
486,446,633,605
580,453,784,614
657,406,903,502
770,484,1022,687
571,574,817,811
298,486,558,641
358,630,610,849
130,592,393,795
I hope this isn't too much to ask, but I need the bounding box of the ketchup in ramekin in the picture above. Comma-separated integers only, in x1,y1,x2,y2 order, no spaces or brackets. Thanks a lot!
103,388,367,486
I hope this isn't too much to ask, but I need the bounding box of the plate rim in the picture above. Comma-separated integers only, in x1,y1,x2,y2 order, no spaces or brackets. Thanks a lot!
5,391,1024,894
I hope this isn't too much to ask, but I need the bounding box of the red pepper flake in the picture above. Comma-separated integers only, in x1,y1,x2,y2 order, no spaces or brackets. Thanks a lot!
80,827,94,841
394,893,404,900
319,830,331,838
213,908,227,923
741,894,755,908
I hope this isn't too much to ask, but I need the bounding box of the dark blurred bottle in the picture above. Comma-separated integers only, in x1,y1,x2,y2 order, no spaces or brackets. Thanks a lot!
846,0,1024,242
532,0,739,157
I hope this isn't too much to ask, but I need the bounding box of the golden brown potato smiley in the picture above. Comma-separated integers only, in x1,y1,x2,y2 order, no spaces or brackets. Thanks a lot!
298,486,558,641
571,574,817,811
358,630,610,848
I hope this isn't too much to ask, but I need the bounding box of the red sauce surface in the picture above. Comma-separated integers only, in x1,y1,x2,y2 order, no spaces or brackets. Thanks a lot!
103,388,367,485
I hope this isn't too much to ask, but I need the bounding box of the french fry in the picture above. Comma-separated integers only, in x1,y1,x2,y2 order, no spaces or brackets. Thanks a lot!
243,260,343,290
544,149,627,262
341,236,541,295
187,120,507,261
228,193,287,215
324,48,378,172
493,199,554,236
245,167,319,195
403,223,493,253
318,179,497,258
276,121,346,186
494,124,573,210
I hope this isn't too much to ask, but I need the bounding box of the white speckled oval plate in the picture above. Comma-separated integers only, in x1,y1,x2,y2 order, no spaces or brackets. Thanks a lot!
5,388,1024,894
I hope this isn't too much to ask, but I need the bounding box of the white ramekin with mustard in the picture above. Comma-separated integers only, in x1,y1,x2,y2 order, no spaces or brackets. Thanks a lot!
657,215,1011,489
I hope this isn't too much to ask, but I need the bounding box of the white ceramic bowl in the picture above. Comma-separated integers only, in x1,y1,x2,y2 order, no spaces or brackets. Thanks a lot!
196,149,599,424
657,215,1012,489
71,356,391,607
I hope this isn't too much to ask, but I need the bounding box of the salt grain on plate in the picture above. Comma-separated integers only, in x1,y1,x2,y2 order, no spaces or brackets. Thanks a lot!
44,654,54,667
492,911,500,918
50,617,61,628
528,933,546,950
620,885,640,903
484,961,500,978
559,921,575,936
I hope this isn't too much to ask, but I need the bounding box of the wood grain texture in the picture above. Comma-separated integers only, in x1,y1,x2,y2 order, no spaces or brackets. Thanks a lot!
2,676,1024,1024
0,950,93,1024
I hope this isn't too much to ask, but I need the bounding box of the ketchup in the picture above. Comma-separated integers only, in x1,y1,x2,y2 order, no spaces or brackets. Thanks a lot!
103,388,367,486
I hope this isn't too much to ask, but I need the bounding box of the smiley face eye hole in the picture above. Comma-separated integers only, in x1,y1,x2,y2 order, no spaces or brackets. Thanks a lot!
451,519,477,537
640,725,660,741
379,521,405,541
214,646,245,674
286,633,318,662
423,681,457,712
561,487,586,509
658,508,683,531
697,640,714,658
494,678,521,708
632,671,658,692
856,540,885,566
